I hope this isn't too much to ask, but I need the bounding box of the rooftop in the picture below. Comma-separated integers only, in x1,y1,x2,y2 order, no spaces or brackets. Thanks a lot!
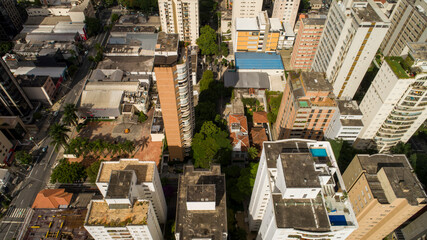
13,66,66,78
97,159,155,184
80,90,123,109
224,72,270,89
175,165,227,240
352,0,384,22
270,18,283,31
85,200,149,226
300,72,332,92
263,140,321,168
272,194,330,231
337,100,362,116
279,153,322,188
235,52,284,70
408,42,427,61
235,18,259,31
89,69,124,82
106,170,134,199
385,56,412,79
32,189,73,209
340,119,364,126
302,17,326,25
250,127,268,150
187,185,216,202
156,32,179,52
25,32,78,42
108,33,158,51
25,16,72,25
353,154,426,205
253,111,268,124
17,75,50,87
110,25,156,33
97,56,154,73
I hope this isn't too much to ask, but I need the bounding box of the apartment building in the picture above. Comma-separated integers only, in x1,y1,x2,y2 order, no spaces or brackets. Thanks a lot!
248,139,358,239
0,59,33,117
95,159,167,224
154,46,195,161
175,165,227,240
232,0,263,19
26,0,95,23
158,0,199,45
273,72,337,140
290,17,325,71
17,75,58,106
0,131,13,165
312,0,390,99
325,100,363,142
342,154,427,240
233,11,282,52
380,0,427,56
272,0,301,29
0,0,25,40
355,42,427,152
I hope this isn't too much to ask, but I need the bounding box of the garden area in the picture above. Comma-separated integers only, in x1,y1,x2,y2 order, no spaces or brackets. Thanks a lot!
266,90,283,125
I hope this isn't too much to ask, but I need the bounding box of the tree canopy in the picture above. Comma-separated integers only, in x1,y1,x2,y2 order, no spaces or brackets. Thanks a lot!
84,17,101,37
247,147,259,160
15,151,32,165
49,123,70,150
199,70,214,92
237,163,259,197
63,103,78,126
50,159,86,183
86,160,102,183
118,0,158,13
0,41,13,57
196,25,218,56
192,121,231,168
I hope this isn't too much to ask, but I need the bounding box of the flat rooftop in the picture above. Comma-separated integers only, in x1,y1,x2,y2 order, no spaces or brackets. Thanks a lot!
89,69,124,82
175,165,227,240
187,185,216,202
300,72,332,92
25,16,72,25
106,170,133,199
108,33,158,50
270,18,283,32
16,75,49,87
224,72,270,89
156,32,179,52
273,194,330,231
337,100,362,116
235,52,284,70
263,140,319,168
85,200,149,226
341,119,364,126
352,0,384,22
303,17,326,26
235,18,259,31
355,154,426,205
80,90,123,109
97,159,154,183
280,153,322,188
110,25,156,33
408,42,427,61
97,56,154,73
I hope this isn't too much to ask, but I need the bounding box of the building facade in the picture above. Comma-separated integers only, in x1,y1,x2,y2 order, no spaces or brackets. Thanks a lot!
0,59,33,117
0,131,13,165
0,0,25,40
175,165,227,240
355,44,427,152
232,0,263,19
380,0,427,56
325,100,363,142
158,0,199,45
154,48,195,161
273,72,337,140
248,139,358,239
95,159,167,224
271,0,301,29
311,0,390,99
233,11,282,52
342,154,426,240
290,17,325,71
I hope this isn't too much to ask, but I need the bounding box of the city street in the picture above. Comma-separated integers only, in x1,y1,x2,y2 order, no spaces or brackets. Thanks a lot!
0,30,110,240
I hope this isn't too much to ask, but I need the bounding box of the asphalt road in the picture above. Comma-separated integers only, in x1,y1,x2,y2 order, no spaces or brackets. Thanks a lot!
0,30,110,240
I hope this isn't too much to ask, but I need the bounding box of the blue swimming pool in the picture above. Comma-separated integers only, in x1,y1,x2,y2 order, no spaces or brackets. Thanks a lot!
310,148,328,157
329,215,348,226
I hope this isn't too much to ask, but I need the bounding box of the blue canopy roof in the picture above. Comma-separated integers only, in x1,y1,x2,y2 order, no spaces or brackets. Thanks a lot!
235,52,284,70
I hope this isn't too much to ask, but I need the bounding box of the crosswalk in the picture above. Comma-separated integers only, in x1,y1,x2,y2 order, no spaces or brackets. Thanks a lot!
5,208,29,219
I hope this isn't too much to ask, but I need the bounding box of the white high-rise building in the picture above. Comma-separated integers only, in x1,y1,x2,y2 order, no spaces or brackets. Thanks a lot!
158,0,199,45
311,0,390,99
355,42,427,153
232,0,263,19
271,0,301,29
248,139,358,239
325,100,364,143
95,159,167,224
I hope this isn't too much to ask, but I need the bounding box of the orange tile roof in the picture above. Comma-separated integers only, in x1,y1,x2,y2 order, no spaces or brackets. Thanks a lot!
32,189,73,209
250,127,268,150
230,132,250,152
229,114,248,133
253,111,268,124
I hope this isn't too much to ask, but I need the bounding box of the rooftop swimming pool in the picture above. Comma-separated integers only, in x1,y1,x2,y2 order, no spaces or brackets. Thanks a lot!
310,148,328,157
328,215,348,226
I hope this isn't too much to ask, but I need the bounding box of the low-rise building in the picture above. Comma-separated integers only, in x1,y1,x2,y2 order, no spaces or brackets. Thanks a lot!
175,165,227,239
32,189,73,209
325,100,363,143
0,116,28,141
224,72,270,96
343,154,427,240
229,114,250,162
249,139,358,238
17,75,58,106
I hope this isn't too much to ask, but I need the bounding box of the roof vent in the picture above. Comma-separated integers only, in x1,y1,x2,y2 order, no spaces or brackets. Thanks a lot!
314,79,318,83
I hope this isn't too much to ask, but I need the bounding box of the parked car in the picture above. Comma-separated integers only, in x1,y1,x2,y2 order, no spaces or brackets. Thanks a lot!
41,146,48,153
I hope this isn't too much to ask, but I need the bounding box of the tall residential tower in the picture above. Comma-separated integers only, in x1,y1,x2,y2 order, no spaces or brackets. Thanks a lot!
271,0,301,28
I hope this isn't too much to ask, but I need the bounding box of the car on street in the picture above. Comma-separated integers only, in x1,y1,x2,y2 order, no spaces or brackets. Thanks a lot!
41,146,48,153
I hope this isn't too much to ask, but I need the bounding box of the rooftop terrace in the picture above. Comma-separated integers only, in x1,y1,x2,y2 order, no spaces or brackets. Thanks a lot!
385,56,412,79
86,200,149,226
97,159,154,183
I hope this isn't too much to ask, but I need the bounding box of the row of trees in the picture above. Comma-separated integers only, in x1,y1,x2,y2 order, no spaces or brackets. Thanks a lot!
196,25,228,58
65,137,136,158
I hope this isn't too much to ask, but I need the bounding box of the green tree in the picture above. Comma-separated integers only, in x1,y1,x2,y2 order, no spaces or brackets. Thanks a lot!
111,13,120,23
220,42,229,57
15,151,32,165
0,41,13,56
105,0,116,7
63,103,79,126
199,70,214,92
122,140,135,155
390,142,412,155
237,163,258,197
49,123,70,150
247,147,258,160
137,111,148,123
192,121,231,168
196,25,218,56
84,17,101,37
50,159,86,183
86,160,102,183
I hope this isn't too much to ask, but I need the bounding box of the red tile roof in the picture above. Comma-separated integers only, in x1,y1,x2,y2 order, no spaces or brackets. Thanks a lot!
228,114,248,133
32,189,73,209
230,132,250,152
250,127,268,151
253,112,268,124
